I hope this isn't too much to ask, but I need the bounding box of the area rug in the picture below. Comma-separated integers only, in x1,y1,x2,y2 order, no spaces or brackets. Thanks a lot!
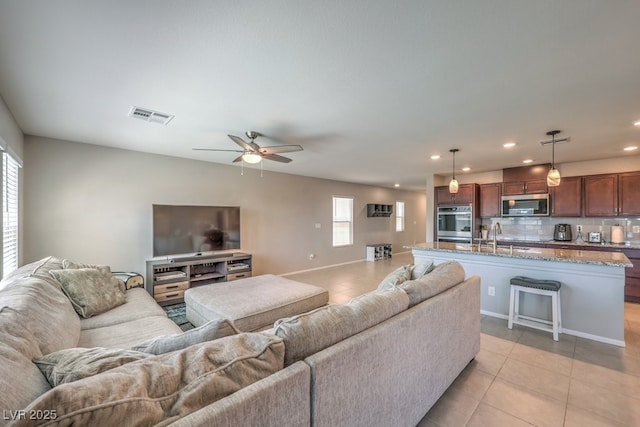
163,303,194,331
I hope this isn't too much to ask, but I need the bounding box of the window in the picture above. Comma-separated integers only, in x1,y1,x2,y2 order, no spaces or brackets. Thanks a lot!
396,201,405,232
3,153,19,278
332,196,353,247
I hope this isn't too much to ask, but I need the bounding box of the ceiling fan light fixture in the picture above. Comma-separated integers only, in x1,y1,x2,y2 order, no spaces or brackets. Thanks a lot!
545,130,561,187
449,148,459,194
242,152,262,164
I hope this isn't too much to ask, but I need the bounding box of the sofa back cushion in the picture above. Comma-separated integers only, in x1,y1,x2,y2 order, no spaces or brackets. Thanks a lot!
274,287,409,366
0,307,52,415
0,273,81,355
130,317,240,355
399,260,466,307
20,333,284,426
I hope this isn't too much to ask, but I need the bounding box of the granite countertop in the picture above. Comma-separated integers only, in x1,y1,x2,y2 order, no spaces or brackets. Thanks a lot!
493,238,640,250
406,242,633,267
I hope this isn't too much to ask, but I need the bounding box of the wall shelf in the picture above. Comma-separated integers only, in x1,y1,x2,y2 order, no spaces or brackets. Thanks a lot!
367,204,393,217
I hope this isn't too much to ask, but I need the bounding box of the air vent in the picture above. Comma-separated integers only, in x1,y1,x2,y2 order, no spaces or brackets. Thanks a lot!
540,136,570,146
128,106,174,125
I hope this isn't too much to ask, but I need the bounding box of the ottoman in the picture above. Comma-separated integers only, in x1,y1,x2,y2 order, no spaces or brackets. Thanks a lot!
184,274,329,331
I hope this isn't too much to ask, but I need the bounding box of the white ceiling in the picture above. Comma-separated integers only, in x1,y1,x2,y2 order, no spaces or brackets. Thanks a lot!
0,1,639,190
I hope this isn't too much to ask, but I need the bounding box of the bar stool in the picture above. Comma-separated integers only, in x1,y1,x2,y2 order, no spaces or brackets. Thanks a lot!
508,276,562,341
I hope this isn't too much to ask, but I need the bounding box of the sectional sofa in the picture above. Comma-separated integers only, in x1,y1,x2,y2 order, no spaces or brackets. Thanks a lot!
0,256,480,427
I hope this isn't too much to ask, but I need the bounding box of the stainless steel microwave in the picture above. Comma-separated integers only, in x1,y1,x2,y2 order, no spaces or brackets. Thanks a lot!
501,194,550,217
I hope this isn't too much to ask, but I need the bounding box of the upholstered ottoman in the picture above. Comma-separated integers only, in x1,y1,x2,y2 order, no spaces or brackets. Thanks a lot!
184,274,329,331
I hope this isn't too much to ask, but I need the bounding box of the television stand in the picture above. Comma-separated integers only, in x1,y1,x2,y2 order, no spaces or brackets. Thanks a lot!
145,252,252,305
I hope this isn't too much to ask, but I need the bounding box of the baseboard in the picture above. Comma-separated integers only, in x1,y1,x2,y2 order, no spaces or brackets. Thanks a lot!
480,310,625,348
281,250,412,277
281,259,365,276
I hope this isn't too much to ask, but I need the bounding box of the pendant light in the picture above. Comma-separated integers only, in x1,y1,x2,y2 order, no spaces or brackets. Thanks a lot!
449,148,459,194
546,130,561,187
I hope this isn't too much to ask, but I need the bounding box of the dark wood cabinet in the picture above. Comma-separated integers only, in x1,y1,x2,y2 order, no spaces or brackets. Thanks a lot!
479,183,501,218
502,164,550,196
503,179,548,195
584,174,618,217
584,172,640,217
619,172,640,215
435,183,476,205
551,176,582,217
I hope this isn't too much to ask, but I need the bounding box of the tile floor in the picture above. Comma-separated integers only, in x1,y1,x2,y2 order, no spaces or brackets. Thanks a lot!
285,252,640,426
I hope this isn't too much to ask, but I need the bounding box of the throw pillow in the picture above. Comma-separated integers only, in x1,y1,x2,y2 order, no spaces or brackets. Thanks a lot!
50,268,126,318
34,347,150,387
376,264,412,291
21,334,284,426
411,259,435,280
130,317,240,355
62,259,112,276
62,259,126,293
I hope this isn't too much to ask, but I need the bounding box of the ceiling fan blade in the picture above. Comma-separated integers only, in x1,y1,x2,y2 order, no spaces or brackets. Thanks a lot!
232,155,245,163
192,148,244,153
228,134,260,152
262,153,293,163
259,144,303,155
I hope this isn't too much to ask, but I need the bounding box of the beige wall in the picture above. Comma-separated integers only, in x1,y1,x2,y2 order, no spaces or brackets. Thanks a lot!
23,136,426,275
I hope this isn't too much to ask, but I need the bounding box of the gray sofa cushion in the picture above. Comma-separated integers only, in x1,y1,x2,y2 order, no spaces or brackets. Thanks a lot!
274,287,409,366
80,288,168,330
34,347,150,387
0,274,81,355
0,307,51,416
131,317,240,355
78,315,182,349
50,268,126,318
22,334,285,426
399,260,466,307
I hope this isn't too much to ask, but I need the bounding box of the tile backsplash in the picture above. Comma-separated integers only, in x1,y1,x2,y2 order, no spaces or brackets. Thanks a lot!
479,216,640,244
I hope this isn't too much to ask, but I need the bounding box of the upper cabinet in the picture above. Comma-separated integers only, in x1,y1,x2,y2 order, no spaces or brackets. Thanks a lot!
584,172,640,217
479,183,501,218
435,183,477,205
619,172,640,215
502,164,550,196
551,176,582,217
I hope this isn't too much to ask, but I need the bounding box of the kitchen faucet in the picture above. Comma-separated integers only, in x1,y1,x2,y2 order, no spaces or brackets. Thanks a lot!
491,222,502,250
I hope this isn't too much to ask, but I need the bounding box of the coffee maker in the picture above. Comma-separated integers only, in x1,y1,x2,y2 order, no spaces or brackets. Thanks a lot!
554,224,573,241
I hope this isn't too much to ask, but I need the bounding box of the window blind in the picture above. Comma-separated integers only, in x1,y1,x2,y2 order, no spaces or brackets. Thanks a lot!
3,153,19,277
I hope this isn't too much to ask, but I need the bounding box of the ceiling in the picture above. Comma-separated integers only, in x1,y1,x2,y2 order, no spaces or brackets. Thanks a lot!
0,1,639,191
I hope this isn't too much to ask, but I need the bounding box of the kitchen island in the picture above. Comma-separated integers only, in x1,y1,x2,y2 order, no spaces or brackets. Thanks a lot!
407,242,632,346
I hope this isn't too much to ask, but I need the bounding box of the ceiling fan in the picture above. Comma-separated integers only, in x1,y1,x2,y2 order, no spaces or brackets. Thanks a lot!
194,131,303,164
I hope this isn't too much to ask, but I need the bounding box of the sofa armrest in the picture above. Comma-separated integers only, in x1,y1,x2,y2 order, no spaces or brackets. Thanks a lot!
167,361,311,427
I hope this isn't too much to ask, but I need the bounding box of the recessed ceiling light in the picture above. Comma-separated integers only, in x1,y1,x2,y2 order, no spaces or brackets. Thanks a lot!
523,159,533,164
394,183,400,187
503,142,516,148
430,154,440,160
634,120,640,126
462,167,471,172
624,146,638,151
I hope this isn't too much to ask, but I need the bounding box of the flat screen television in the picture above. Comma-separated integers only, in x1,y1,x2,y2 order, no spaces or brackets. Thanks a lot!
152,204,241,257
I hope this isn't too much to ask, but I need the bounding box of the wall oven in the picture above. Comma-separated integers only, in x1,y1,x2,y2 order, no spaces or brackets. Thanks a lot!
436,205,473,243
